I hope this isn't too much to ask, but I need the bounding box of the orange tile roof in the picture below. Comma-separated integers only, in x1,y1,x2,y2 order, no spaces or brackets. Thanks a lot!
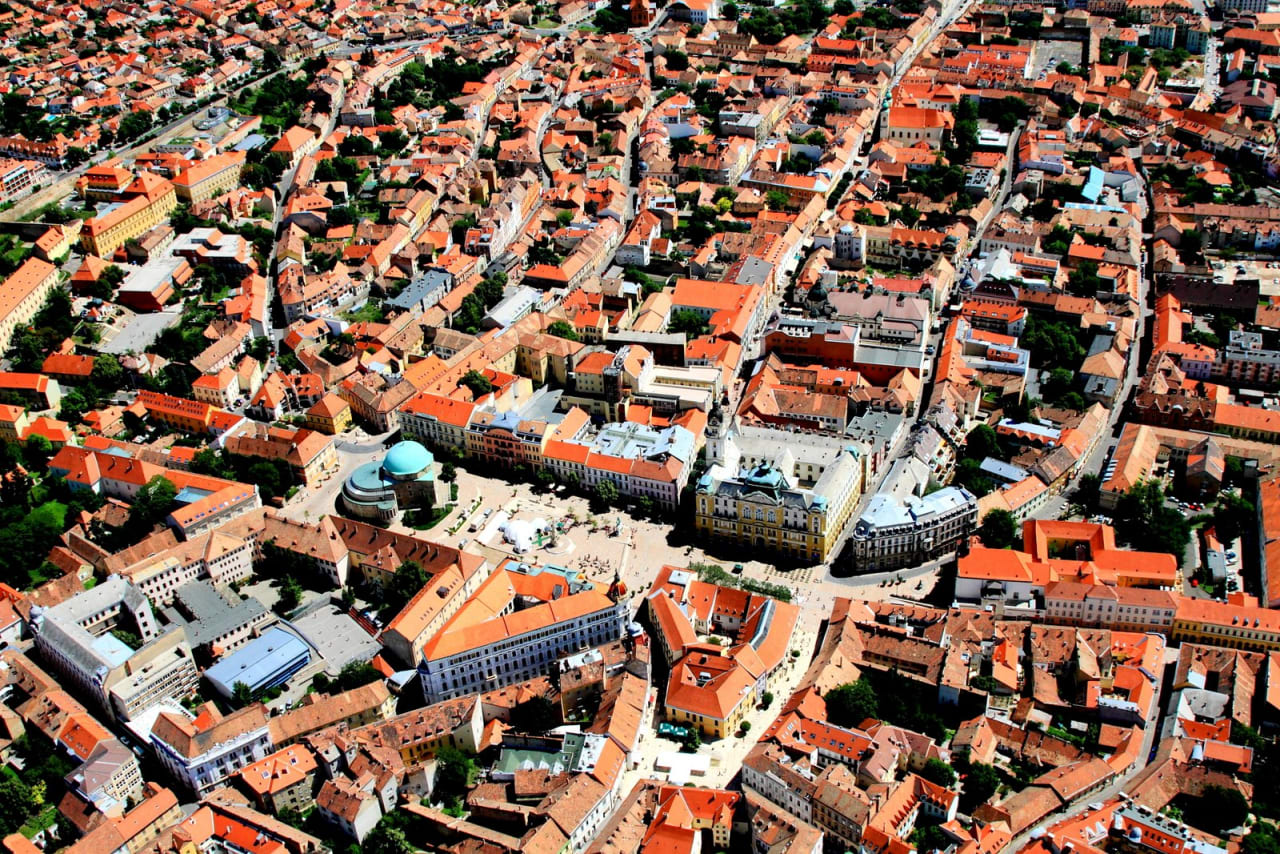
237,744,317,797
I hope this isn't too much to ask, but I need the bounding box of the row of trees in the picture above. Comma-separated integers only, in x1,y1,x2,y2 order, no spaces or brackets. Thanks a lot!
452,273,507,334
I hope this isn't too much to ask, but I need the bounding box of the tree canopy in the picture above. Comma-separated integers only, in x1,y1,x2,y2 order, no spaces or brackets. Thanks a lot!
380,561,429,622
979,509,1019,549
1112,480,1191,567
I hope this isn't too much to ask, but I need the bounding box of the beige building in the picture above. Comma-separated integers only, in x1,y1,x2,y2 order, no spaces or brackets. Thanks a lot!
696,414,865,565
80,173,178,258
0,256,60,355
172,151,247,204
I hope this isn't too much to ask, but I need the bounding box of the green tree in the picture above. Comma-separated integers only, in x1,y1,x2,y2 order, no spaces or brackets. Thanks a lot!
377,129,408,153
511,696,560,733
59,388,92,423
921,757,958,788
963,424,1003,461
681,726,702,752
824,679,878,728
1213,491,1255,544
118,109,154,143
1074,473,1102,512
1113,480,1191,567
979,509,1018,549
1244,823,1280,854
364,820,415,854
248,461,283,498
1067,260,1102,297
440,463,457,482
332,660,382,692
765,189,790,210
546,320,580,341
130,475,176,530
960,763,1000,813
232,681,254,707
1185,784,1249,835
0,776,33,834
1041,367,1075,402
381,560,428,622
668,309,709,337
434,746,477,806
191,448,233,479
90,353,124,396
275,576,302,614
593,478,619,508
912,822,953,854
459,370,494,397
1057,392,1087,412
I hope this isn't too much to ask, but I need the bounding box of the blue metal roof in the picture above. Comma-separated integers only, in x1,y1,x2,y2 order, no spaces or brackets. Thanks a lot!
205,627,310,695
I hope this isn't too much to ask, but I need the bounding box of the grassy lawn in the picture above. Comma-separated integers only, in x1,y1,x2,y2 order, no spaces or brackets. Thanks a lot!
405,504,455,530
533,17,559,27
20,805,56,839
343,300,387,324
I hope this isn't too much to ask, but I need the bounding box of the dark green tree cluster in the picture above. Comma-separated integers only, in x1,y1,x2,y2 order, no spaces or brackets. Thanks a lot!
958,761,1001,813
511,696,561,733
1213,491,1255,545
7,287,75,370
977,95,1030,132
949,98,979,164
979,508,1019,549
1067,260,1102,298
131,475,177,531
953,424,1005,498
375,54,505,117
1112,480,1191,567
0,93,59,141
379,561,429,623
458,370,494,398
232,73,305,130
433,746,477,809
740,0,831,44
546,320,580,341
909,163,969,204
0,445,103,590
824,671,948,740
191,447,296,500
118,110,155,144
58,354,127,424
313,660,383,695
453,273,507,334
1021,315,1087,368
153,303,218,362
668,309,711,338
1181,785,1250,835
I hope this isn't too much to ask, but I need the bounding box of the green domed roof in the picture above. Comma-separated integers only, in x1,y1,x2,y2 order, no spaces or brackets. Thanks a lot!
383,440,433,477
744,464,785,490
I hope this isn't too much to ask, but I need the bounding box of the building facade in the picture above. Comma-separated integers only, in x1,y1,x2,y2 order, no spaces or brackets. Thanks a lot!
848,485,977,571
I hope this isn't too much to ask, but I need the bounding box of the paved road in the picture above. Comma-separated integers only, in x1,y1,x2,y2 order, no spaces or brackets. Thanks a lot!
279,426,396,523
1,69,285,224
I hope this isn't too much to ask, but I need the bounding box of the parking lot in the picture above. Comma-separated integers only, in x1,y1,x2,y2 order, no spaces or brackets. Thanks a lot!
1031,40,1083,80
